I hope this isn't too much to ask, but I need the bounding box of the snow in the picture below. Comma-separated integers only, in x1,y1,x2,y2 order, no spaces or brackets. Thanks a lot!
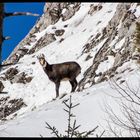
96,55,115,75
61,8,67,14
0,68,139,137
0,81,120,137
109,36,119,49
0,3,138,137
114,38,125,50
135,5,140,18
129,3,140,18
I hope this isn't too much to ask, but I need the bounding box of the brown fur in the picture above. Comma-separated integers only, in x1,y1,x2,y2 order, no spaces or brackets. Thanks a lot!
37,54,81,98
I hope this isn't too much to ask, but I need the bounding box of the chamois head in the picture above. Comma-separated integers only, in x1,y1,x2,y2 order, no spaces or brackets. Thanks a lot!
37,53,47,68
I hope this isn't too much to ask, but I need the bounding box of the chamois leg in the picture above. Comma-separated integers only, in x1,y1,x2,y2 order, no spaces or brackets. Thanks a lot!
55,82,60,98
70,78,77,92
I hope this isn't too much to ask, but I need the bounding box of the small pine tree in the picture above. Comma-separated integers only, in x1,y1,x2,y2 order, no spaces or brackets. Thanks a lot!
42,95,105,138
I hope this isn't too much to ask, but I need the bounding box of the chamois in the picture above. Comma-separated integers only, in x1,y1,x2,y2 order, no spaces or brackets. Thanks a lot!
37,54,81,98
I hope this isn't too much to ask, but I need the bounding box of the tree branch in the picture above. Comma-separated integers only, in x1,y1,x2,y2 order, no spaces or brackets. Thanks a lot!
4,12,40,17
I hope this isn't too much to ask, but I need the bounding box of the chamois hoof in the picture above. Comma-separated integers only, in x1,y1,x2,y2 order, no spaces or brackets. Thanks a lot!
52,97,57,101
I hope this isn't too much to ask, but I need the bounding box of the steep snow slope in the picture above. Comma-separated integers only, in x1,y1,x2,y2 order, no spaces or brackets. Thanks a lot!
0,3,140,137
1,3,118,114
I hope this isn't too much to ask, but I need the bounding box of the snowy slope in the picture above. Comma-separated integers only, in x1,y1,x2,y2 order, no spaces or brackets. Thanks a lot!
1,3,118,113
0,66,139,137
0,82,122,137
0,3,140,137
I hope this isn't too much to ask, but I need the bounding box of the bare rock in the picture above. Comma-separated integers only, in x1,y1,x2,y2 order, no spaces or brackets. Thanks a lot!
28,33,56,54
0,97,26,120
25,76,33,83
88,4,103,16
10,72,33,84
78,3,137,91
55,29,65,36
5,68,19,80
0,81,4,92
61,6,75,21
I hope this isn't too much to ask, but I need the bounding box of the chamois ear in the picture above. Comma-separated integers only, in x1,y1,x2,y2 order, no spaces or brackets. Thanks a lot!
41,53,45,58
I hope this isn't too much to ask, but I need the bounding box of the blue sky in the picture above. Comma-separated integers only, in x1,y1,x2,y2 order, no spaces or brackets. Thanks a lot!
3,2,45,61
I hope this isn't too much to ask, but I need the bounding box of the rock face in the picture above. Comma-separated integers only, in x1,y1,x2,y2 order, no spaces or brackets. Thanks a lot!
0,81,4,92
10,72,33,84
77,3,139,91
5,68,19,80
0,97,26,120
81,7,138,89
4,68,33,84
55,29,65,36
4,3,81,65
28,33,56,54
88,3,103,15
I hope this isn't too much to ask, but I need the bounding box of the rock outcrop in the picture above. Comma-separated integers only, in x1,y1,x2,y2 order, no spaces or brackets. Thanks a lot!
4,3,81,64
78,3,138,90
0,97,26,120
4,68,33,84
0,81,4,92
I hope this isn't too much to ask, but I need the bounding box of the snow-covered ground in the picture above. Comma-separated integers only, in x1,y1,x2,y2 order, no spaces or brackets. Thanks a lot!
0,66,139,137
0,81,120,137
0,3,140,137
